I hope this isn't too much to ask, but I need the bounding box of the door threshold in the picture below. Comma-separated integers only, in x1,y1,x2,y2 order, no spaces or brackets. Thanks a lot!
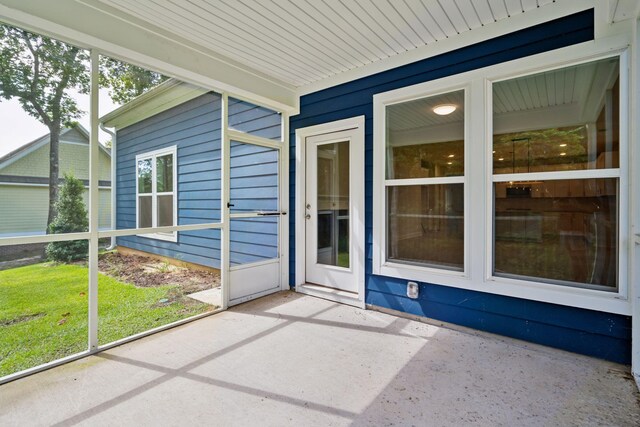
297,283,364,309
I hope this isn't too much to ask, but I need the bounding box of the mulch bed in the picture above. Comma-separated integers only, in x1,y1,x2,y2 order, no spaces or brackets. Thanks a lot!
98,251,220,294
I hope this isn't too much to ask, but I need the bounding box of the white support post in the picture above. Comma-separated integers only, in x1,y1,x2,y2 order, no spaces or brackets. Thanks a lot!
88,50,100,350
221,93,230,310
631,16,640,387
281,112,290,290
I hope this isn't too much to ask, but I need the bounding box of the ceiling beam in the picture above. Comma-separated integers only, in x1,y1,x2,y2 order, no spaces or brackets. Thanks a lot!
0,0,299,113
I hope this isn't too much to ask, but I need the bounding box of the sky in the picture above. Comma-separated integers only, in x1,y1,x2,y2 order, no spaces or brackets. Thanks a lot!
0,88,121,157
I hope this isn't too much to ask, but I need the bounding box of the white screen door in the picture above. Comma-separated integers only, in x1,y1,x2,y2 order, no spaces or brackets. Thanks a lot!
228,139,283,305
305,127,364,293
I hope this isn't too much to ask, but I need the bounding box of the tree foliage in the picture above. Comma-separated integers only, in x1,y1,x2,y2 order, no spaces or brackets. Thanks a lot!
0,23,89,228
0,25,89,128
99,56,168,104
46,173,89,262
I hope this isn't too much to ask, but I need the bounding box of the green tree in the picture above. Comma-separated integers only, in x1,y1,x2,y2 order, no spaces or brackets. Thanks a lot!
99,56,168,104
0,23,89,229
46,173,89,262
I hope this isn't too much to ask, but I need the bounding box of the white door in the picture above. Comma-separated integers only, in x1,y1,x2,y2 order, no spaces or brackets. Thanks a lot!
305,127,364,293
228,139,283,305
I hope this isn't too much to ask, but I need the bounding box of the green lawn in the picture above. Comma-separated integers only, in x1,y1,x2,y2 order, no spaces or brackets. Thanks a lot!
0,263,212,378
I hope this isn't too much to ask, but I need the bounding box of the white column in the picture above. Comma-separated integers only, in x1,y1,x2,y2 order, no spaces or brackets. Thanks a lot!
221,93,230,310
88,50,100,350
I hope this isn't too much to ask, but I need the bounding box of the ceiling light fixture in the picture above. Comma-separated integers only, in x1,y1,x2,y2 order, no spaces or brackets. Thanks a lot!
433,104,456,115
448,154,455,158
560,152,566,156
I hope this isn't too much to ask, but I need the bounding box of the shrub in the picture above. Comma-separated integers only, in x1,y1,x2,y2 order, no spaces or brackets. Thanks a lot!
46,173,89,262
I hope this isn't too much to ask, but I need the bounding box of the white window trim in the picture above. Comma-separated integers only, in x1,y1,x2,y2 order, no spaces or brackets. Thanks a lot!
135,145,178,242
373,35,632,316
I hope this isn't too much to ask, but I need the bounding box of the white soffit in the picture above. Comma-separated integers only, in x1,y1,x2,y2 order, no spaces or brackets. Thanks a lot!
94,0,564,89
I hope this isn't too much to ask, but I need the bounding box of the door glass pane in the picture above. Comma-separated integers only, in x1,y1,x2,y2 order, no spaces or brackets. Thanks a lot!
387,184,464,270
138,196,152,228
156,154,173,192
316,141,349,268
494,178,617,289
229,141,278,213
137,158,152,194
157,195,173,227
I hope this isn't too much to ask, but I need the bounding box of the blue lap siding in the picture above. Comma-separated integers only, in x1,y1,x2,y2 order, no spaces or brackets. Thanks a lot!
289,9,632,364
116,93,280,268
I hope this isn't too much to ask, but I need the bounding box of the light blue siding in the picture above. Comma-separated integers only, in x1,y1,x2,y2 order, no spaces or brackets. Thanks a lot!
228,97,281,140
116,93,280,269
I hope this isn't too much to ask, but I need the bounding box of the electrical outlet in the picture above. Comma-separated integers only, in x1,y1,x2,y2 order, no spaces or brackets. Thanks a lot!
407,281,419,299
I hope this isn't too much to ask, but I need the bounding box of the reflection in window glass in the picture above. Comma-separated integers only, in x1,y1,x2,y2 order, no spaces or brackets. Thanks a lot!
386,90,464,179
493,57,620,174
137,158,152,193
387,184,464,270
156,154,173,193
494,179,617,289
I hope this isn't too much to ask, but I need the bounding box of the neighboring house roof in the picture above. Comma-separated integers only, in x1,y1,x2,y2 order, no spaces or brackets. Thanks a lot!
0,124,112,186
0,124,110,171
100,79,209,130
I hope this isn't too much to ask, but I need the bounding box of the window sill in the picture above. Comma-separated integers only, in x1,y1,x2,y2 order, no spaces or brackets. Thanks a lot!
136,232,178,243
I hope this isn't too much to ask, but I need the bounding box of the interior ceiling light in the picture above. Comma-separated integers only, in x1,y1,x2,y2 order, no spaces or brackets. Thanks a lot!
448,154,455,158
560,152,567,156
433,104,456,115
559,143,567,147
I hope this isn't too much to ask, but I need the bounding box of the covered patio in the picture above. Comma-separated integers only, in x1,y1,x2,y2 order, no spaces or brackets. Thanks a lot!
1,0,640,423
1,292,639,426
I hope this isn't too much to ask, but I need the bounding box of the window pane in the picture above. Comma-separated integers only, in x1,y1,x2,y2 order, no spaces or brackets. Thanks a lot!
156,154,173,193
137,158,152,193
386,90,464,179
157,195,173,227
493,57,620,174
387,184,464,270
138,196,152,228
317,141,350,268
494,178,617,289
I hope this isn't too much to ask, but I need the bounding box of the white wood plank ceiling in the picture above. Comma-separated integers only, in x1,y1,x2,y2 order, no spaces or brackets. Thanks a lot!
95,0,558,88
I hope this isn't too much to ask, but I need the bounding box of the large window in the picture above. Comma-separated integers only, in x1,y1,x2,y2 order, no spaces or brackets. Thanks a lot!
384,90,465,272
374,46,629,313
492,57,620,291
136,146,177,241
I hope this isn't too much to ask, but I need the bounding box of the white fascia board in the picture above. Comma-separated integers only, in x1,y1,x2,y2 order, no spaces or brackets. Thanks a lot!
297,0,602,97
101,79,208,129
0,0,298,114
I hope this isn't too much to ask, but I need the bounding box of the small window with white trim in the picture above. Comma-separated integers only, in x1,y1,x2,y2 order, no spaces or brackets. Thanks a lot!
491,56,621,291
136,146,177,241
385,89,465,271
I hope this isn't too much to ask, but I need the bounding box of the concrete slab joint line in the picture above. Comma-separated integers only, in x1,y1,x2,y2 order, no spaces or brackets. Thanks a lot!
1,292,638,426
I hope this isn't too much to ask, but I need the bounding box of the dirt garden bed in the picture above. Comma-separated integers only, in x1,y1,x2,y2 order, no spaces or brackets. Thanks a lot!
98,251,220,294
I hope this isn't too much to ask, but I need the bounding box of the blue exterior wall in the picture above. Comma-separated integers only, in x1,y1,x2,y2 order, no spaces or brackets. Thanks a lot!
289,9,632,364
116,94,280,268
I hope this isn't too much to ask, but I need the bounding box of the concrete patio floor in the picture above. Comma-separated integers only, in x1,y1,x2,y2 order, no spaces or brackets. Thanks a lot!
1,291,639,426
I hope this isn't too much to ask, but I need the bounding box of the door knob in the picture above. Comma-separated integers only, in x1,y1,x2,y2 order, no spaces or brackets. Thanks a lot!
306,203,311,209
305,214,311,219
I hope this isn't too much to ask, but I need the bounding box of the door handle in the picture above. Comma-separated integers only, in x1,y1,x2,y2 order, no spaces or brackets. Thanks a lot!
257,212,287,216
